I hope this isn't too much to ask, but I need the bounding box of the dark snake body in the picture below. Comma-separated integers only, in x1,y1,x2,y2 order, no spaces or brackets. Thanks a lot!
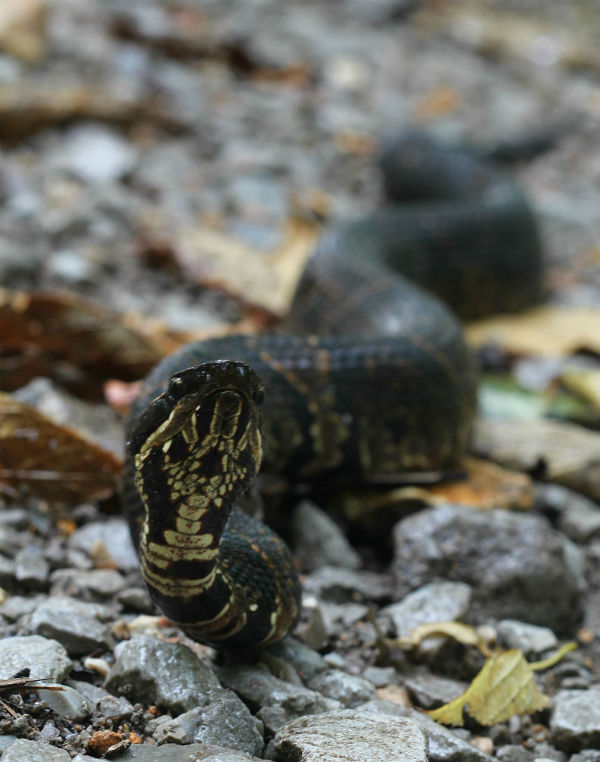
123,133,544,649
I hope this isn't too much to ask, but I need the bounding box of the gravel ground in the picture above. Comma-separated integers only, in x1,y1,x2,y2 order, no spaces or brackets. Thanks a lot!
1,1,600,760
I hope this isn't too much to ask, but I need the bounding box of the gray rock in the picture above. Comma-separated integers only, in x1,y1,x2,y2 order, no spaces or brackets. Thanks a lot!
269,709,428,762
303,566,392,602
319,601,370,637
1,738,71,761
0,526,25,557
392,505,583,633
68,680,134,721
118,586,155,613
40,683,89,720
266,636,328,681
497,620,559,655
115,742,262,761
379,581,472,638
0,595,40,621
217,664,339,734
27,597,112,655
569,753,600,762
495,745,533,762
68,518,138,571
362,666,396,688
0,635,71,681
50,568,126,598
403,673,468,709
105,635,221,714
292,500,361,571
60,125,137,184
0,553,15,587
536,484,600,543
154,690,263,756
14,546,49,590
357,701,494,762
551,688,600,751
307,669,376,707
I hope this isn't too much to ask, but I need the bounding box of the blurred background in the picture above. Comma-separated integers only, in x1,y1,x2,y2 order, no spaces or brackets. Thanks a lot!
0,0,599,335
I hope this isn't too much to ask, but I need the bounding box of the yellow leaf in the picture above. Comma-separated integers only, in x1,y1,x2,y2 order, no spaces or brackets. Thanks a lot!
561,369,600,413
466,306,600,357
428,650,549,727
398,621,483,650
530,641,578,672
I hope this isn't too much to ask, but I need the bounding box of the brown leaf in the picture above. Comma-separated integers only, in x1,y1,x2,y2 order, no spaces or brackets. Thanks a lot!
174,216,320,319
0,392,121,503
473,418,600,502
428,457,533,511
467,306,600,357
0,288,179,397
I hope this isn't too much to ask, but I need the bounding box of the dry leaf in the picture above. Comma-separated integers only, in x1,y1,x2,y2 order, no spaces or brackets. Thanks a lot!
467,306,600,357
560,368,600,413
0,288,179,397
530,642,578,672
428,650,548,727
473,418,600,502
0,392,121,503
175,216,320,318
397,621,486,652
338,457,532,533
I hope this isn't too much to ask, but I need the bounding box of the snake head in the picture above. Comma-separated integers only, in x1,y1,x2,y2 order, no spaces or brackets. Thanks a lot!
128,361,265,470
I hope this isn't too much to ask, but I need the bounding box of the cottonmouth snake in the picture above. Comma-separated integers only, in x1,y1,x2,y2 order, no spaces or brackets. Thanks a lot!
123,132,544,649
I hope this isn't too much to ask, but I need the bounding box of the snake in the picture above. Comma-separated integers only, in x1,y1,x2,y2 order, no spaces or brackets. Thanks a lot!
123,132,544,650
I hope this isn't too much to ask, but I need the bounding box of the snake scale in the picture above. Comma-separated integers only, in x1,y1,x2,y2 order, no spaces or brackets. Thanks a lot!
123,132,544,649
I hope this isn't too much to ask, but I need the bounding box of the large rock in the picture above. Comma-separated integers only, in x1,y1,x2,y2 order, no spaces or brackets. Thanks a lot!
391,504,583,633
268,710,428,762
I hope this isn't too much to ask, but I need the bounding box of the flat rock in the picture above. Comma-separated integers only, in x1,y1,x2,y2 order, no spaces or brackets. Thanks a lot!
68,518,139,572
108,743,262,761
536,484,600,543
153,689,263,756
1,738,71,761
105,634,221,714
392,504,583,634
292,500,361,571
357,701,494,762
27,596,112,655
0,635,71,681
496,619,558,654
217,663,338,734
269,709,428,762
551,688,600,751
50,568,126,598
41,683,90,720
69,679,134,721
379,581,472,638
306,669,376,707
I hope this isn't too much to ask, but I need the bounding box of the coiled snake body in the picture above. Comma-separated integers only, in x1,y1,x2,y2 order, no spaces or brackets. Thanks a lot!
123,133,544,649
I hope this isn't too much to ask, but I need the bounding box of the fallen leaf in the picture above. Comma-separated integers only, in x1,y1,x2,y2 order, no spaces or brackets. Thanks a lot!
530,642,578,672
0,288,180,397
0,0,46,63
428,458,532,510
473,418,600,502
428,649,548,727
0,392,121,503
467,306,600,358
175,216,320,318
560,368,600,413
397,621,487,653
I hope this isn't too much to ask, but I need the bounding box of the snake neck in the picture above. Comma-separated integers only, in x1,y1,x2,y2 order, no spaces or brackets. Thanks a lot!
129,362,265,629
